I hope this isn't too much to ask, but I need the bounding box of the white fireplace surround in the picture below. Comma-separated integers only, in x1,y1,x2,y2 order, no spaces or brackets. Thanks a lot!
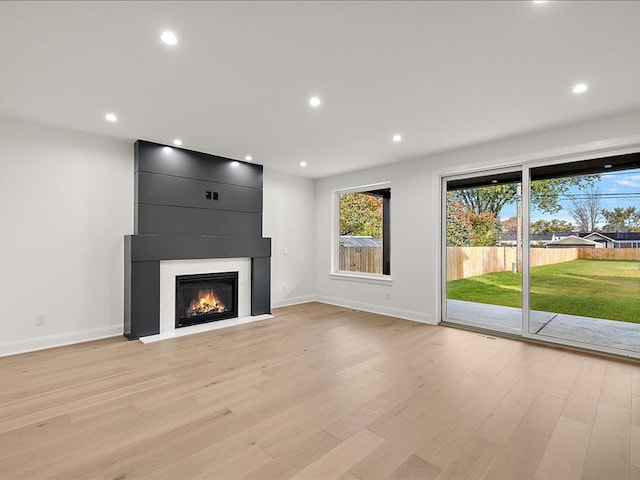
138,257,271,343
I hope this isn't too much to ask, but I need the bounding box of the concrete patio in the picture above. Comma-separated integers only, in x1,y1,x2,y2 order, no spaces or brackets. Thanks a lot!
446,299,640,353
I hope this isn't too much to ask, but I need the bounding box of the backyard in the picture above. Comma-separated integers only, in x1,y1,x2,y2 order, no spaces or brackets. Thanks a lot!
447,259,640,323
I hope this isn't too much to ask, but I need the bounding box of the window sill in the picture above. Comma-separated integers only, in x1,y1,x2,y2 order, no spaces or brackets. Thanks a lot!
329,272,393,285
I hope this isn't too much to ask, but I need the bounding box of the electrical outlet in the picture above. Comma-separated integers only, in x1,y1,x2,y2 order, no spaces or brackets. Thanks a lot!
283,247,288,255
283,284,288,294
386,292,391,300
35,314,46,326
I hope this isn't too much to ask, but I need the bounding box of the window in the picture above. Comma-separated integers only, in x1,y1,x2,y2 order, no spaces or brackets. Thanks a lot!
336,185,391,276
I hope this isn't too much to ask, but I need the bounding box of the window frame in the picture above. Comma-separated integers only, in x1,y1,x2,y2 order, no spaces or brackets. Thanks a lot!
331,182,392,283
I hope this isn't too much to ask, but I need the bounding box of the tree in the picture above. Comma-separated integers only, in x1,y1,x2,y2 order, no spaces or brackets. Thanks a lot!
446,199,471,246
339,192,383,237
569,184,602,233
601,207,640,232
451,175,599,218
530,218,574,234
501,216,519,234
447,194,500,246
467,211,501,246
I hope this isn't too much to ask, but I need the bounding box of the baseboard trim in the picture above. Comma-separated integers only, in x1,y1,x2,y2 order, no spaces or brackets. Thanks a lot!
271,295,317,309
0,324,123,357
0,296,432,357
315,295,435,325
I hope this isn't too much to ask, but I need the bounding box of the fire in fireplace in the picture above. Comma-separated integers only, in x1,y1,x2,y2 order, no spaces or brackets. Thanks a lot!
175,272,238,328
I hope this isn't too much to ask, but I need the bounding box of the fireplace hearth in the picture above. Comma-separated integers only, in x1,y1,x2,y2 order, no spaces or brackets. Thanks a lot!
175,272,238,328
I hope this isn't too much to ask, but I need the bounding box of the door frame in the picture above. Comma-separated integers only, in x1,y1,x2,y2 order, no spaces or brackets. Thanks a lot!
440,166,526,336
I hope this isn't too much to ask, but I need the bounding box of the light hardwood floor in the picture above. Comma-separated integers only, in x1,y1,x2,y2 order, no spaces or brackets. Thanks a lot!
1,302,639,480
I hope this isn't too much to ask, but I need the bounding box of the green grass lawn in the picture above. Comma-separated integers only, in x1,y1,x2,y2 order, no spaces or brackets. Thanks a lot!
447,259,640,323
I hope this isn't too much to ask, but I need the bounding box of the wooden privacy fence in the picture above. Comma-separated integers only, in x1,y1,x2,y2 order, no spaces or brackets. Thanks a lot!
341,246,640,278
339,246,383,274
578,248,640,261
447,246,640,281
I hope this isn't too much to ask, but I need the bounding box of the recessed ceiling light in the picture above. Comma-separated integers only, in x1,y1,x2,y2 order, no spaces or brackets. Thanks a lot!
231,161,239,167
309,96,321,107
173,139,182,146
491,179,498,184
161,31,178,46
604,164,612,169
105,113,118,122
572,83,588,94
392,134,402,143
299,161,307,167
162,146,172,153
245,155,252,161
533,1,547,4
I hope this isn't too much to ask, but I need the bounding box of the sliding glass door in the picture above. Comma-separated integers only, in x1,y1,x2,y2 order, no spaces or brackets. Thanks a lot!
526,156,640,355
442,152,640,358
443,169,523,334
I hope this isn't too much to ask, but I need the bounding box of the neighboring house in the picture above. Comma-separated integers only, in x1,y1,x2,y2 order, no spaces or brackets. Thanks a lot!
544,235,604,249
500,231,640,248
498,233,555,246
582,232,640,248
339,235,382,247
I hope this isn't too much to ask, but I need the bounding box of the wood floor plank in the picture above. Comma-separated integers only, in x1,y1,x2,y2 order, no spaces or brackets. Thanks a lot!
581,401,631,480
288,429,385,480
630,424,640,470
435,434,502,480
416,413,483,469
561,357,607,426
387,454,441,480
534,416,592,480
474,369,550,446
244,430,341,480
540,353,583,399
459,367,521,420
485,425,550,480
519,392,566,436
600,360,633,410
633,394,640,426
0,302,638,479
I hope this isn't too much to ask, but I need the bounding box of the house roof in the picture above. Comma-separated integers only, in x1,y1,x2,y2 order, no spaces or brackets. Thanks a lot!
339,236,382,247
499,233,554,242
501,231,640,244
544,235,603,248
582,232,616,242
582,232,640,241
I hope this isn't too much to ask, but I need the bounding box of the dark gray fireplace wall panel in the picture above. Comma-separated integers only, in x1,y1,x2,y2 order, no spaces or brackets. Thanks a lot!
134,140,263,236
130,235,271,262
136,204,263,237
251,257,271,316
126,261,161,339
135,140,262,189
136,171,262,213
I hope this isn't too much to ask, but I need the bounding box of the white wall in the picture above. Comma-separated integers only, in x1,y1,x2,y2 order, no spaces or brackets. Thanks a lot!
315,111,640,324
0,118,319,355
0,117,133,355
3,108,639,355
263,168,316,307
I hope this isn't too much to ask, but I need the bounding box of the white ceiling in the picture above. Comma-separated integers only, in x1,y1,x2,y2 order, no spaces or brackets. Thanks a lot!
1,1,640,178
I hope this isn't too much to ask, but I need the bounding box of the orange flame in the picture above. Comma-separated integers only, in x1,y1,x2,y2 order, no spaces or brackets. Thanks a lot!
186,289,226,317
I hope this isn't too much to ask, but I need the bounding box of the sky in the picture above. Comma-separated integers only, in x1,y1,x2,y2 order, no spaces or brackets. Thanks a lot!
500,167,640,227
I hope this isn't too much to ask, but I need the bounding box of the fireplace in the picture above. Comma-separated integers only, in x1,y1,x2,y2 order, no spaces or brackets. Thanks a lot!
175,272,238,328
